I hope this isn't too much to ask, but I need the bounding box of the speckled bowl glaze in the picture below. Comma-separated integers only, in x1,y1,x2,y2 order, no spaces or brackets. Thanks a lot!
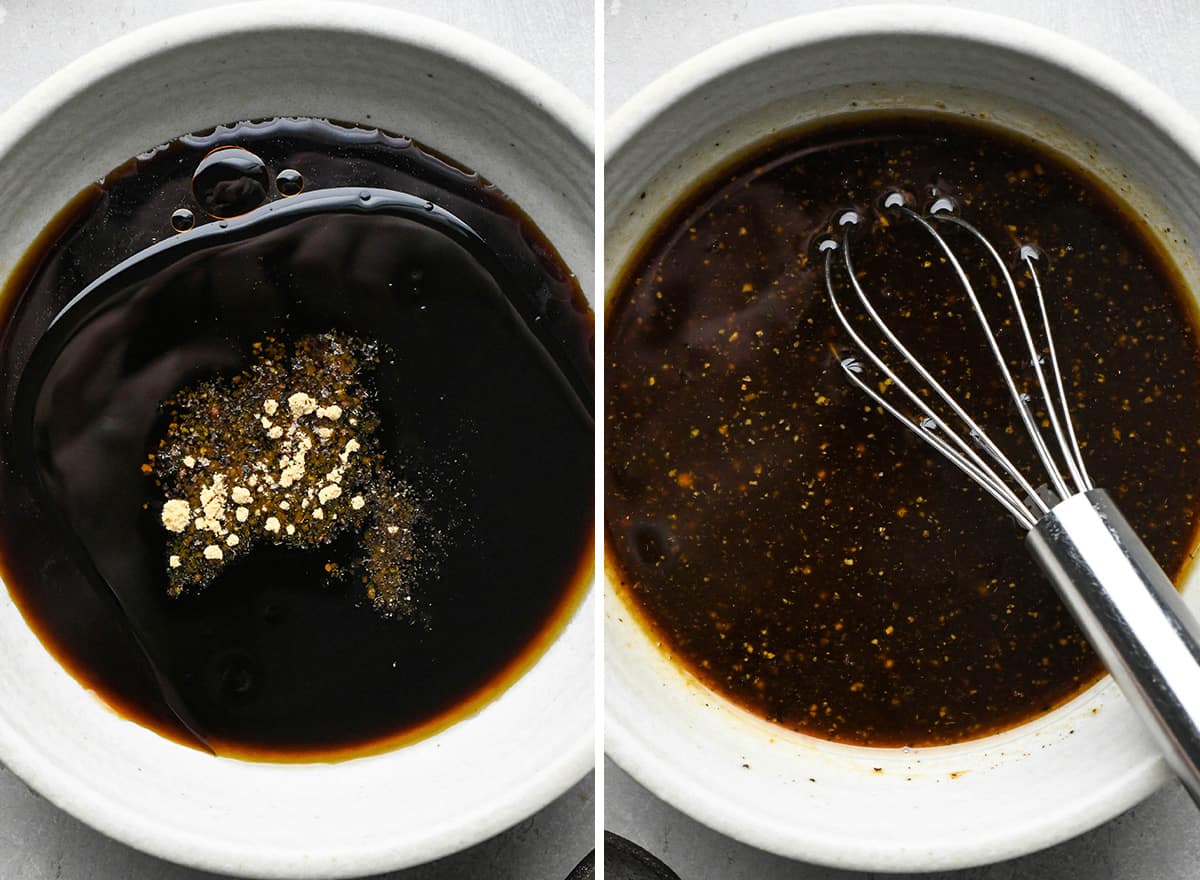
0,3,593,877
606,5,1200,871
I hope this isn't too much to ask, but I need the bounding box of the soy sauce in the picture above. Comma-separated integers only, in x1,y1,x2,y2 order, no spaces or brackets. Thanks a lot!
0,118,593,759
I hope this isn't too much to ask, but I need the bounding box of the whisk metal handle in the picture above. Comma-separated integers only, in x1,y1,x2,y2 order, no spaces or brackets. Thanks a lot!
1027,489,1200,806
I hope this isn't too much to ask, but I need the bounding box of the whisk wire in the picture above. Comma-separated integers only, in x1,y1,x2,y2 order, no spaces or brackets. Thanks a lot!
838,219,1049,511
823,242,1027,504
823,198,1100,530
933,212,1090,498
837,354,1040,528
1024,248,1095,492
901,207,1067,506
824,244,1039,523
827,194,1200,810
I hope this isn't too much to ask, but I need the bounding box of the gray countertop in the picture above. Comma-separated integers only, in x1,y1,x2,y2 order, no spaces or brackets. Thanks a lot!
603,1,1200,878
0,1,594,879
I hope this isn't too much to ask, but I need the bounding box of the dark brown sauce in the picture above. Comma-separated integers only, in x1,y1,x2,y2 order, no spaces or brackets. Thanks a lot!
0,118,593,760
605,113,1200,747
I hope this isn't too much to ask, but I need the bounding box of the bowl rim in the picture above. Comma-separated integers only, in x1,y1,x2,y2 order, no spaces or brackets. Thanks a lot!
604,2,1200,869
0,2,593,877
0,0,593,161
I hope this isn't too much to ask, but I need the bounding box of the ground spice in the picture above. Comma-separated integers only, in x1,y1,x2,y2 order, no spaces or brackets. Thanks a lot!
149,332,420,617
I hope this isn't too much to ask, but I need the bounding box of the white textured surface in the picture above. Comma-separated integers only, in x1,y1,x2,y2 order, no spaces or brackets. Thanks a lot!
0,0,593,111
0,769,594,880
0,2,594,880
608,759,1200,880
605,0,1195,115
605,0,1200,877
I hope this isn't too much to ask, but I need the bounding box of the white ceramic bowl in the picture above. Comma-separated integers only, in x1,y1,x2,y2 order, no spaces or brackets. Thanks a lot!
0,3,593,877
606,5,1200,872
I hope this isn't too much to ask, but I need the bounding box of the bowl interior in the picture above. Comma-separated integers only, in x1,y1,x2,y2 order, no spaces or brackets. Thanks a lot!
0,6,593,879
605,8,1200,872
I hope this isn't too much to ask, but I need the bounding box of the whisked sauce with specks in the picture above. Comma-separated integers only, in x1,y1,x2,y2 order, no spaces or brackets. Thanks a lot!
606,113,1200,746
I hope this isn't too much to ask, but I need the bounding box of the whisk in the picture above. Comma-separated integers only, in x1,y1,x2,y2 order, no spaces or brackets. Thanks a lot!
823,193,1200,805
